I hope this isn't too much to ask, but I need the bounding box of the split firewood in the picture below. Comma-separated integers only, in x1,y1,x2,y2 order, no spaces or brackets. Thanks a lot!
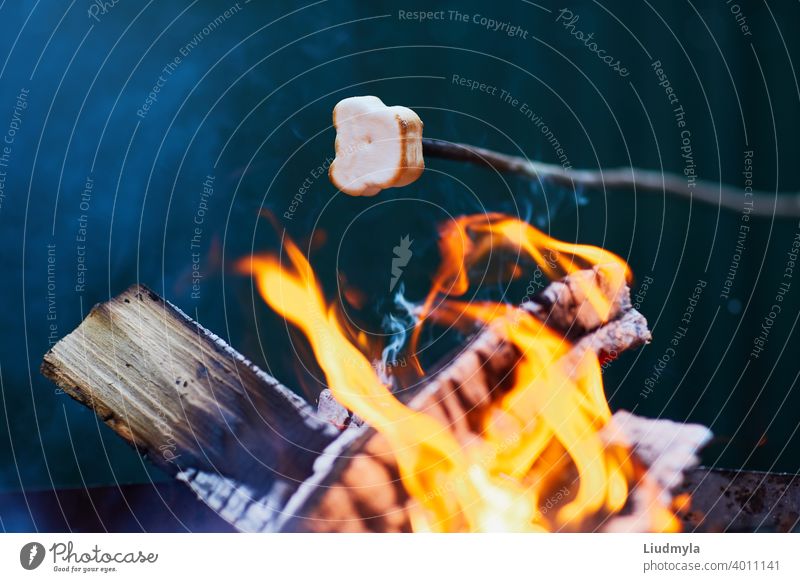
41,272,706,533
602,410,713,498
316,389,351,428
527,265,631,336
601,411,712,533
284,269,666,532
41,285,339,532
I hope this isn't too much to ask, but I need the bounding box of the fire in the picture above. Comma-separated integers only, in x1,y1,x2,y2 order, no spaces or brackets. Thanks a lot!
410,213,631,370
237,216,678,532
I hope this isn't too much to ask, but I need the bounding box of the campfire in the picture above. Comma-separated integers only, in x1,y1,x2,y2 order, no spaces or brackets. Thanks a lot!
235,212,708,533
40,96,716,533
41,215,711,533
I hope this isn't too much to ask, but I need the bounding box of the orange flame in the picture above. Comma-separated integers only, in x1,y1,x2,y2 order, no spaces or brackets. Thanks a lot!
237,216,678,532
237,238,543,532
410,213,631,371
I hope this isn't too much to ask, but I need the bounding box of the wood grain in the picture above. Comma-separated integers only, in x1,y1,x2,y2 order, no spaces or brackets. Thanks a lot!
41,284,338,531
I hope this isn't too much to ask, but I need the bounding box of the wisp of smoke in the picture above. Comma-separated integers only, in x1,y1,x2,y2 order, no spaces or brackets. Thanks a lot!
376,284,419,386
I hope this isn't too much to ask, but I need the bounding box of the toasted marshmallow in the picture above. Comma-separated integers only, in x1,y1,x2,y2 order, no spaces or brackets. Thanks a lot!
329,96,424,196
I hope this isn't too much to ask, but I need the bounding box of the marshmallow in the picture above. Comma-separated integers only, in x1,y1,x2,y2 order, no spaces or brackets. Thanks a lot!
329,96,424,197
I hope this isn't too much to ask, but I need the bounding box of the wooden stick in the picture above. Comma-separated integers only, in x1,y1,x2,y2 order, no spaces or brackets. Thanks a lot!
41,284,339,532
423,138,800,218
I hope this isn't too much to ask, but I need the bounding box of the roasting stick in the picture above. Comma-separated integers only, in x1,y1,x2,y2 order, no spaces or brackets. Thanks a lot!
423,138,800,218
329,96,800,218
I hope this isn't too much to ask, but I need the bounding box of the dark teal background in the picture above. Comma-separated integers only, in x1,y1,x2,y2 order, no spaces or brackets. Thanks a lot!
0,0,798,500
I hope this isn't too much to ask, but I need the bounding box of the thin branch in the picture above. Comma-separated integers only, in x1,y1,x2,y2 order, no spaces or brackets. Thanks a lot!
422,138,800,218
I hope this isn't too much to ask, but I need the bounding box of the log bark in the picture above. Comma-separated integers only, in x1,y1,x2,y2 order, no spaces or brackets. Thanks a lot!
41,284,339,531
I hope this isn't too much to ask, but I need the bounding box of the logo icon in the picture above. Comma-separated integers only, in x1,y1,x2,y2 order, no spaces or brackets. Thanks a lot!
389,235,413,292
20,542,46,570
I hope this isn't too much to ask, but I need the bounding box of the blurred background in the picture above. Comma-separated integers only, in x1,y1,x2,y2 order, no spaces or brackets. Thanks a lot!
0,0,798,529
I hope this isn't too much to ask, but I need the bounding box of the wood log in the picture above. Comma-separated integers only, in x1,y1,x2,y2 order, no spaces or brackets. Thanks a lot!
278,270,654,532
41,271,670,533
41,284,339,531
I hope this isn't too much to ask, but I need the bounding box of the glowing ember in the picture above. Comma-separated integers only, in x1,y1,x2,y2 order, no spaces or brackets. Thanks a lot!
237,215,680,532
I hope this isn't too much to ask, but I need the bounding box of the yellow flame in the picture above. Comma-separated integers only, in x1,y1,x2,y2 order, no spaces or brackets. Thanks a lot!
409,213,631,370
237,239,543,532
238,216,679,532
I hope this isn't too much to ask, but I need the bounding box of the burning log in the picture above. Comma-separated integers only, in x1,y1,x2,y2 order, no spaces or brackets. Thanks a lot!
41,269,707,532
278,267,699,533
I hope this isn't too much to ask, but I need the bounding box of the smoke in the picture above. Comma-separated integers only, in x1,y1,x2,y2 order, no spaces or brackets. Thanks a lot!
524,177,588,230
376,284,419,386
